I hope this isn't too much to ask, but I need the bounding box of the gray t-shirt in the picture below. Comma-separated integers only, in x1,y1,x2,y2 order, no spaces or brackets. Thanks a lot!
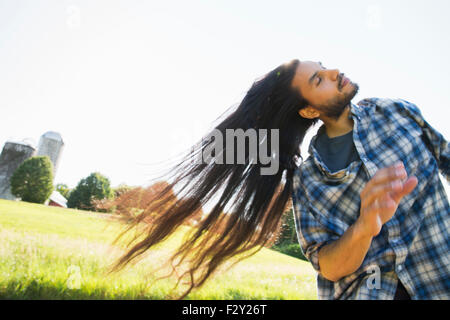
314,129,359,173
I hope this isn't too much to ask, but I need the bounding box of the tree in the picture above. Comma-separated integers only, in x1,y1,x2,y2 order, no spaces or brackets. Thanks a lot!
274,208,298,246
271,207,307,261
10,156,54,204
55,183,71,199
67,172,114,211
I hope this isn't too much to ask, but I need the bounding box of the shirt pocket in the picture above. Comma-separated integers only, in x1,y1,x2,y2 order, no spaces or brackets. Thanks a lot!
389,125,435,211
389,124,432,176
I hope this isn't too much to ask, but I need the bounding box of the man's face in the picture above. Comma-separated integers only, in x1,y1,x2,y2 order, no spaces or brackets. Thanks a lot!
291,61,359,119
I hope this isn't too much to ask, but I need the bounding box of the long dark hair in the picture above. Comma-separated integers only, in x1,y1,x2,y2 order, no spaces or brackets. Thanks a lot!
108,59,318,299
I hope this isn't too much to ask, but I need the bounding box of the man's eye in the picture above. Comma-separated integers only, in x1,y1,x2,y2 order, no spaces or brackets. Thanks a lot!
317,77,322,86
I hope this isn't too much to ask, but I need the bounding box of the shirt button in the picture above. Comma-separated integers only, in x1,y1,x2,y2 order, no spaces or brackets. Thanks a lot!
361,156,368,162
397,264,403,272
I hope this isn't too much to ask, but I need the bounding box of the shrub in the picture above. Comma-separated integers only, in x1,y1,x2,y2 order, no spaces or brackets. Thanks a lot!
273,243,308,261
93,181,205,227
10,156,54,204
112,184,134,198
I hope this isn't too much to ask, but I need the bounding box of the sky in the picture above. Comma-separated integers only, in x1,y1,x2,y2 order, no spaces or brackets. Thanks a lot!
0,0,449,196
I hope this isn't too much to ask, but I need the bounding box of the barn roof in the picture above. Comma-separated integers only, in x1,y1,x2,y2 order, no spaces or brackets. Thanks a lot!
49,190,68,208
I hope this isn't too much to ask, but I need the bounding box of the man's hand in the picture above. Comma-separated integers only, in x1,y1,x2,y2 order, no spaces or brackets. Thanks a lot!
357,161,418,237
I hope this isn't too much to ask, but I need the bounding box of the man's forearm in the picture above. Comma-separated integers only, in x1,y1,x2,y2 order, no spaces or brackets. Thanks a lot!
317,218,373,282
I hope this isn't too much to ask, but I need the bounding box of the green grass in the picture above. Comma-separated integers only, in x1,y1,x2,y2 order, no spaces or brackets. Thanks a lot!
0,199,317,299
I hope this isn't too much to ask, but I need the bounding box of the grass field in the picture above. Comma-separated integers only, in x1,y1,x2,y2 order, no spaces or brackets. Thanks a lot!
0,199,317,300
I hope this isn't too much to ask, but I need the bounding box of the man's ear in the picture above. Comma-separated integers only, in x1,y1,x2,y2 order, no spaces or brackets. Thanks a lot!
298,106,320,119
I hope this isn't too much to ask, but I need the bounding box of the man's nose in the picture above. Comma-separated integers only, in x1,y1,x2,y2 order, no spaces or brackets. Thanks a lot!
326,69,340,81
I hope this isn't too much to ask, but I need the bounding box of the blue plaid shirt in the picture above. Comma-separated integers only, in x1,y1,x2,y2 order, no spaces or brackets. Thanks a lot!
291,97,449,300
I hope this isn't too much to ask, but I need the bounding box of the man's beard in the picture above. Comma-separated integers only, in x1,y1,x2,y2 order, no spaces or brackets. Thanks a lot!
317,82,359,120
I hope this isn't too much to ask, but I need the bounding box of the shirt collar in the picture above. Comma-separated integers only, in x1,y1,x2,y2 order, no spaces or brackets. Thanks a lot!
349,102,362,121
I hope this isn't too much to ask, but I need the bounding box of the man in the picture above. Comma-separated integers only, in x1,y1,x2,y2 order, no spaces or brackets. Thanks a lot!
290,61,449,299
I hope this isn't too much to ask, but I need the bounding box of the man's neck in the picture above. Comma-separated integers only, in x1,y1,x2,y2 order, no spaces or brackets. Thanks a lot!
321,104,354,138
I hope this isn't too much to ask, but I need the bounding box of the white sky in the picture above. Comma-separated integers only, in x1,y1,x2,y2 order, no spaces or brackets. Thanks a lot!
0,0,449,196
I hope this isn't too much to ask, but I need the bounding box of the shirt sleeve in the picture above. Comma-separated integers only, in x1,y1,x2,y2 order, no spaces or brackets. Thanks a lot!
395,99,449,182
291,192,340,273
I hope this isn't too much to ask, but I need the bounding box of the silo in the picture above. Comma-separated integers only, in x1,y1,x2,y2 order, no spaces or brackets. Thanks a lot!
0,141,37,200
36,131,64,179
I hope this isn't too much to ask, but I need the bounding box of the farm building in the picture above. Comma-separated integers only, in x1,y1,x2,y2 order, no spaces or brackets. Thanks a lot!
47,190,68,208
